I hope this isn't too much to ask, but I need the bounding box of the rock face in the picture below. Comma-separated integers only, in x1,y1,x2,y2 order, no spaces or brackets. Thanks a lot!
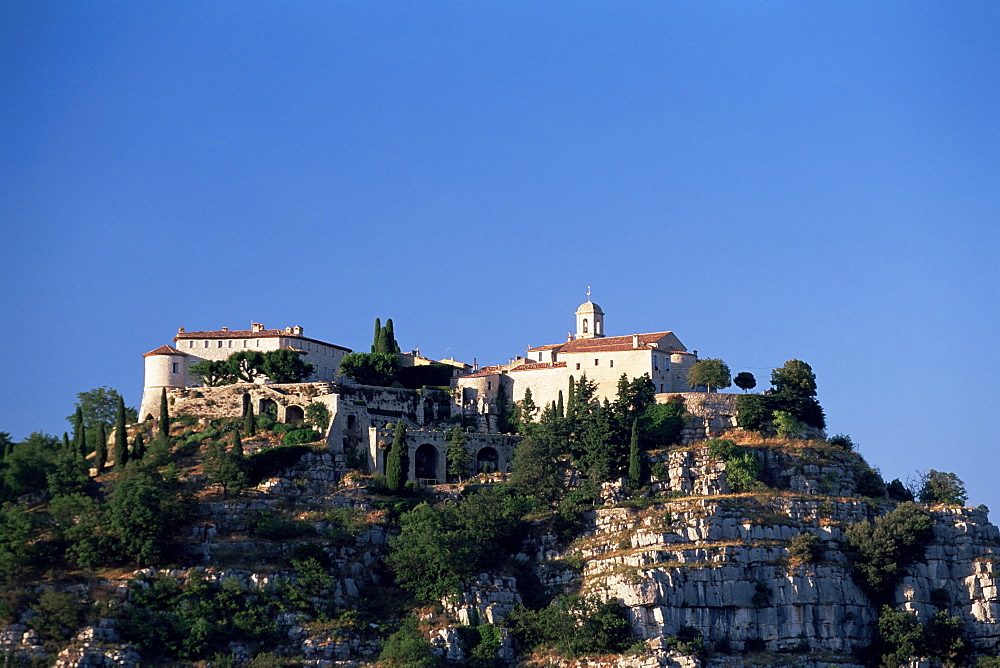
559,443,1000,664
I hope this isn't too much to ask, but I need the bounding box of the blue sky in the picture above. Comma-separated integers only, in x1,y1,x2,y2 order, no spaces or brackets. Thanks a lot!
2,2,997,510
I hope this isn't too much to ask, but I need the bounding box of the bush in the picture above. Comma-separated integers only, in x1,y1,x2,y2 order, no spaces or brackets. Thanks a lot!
845,502,934,600
856,468,887,498
664,626,704,656
735,394,773,431
508,595,632,657
788,532,822,563
887,478,914,502
827,433,855,451
707,439,764,492
918,470,968,506
281,429,320,446
378,615,438,667
252,514,315,540
245,445,311,484
28,589,86,644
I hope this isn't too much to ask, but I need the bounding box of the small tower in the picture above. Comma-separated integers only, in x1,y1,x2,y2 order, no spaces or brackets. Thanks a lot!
138,345,189,422
575,297,605,339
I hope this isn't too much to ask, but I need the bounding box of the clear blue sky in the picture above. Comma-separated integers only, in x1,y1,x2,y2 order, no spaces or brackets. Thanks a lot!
2,2,997,510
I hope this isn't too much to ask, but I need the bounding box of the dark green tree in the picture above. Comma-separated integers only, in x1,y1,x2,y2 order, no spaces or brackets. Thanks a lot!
384,318,400,354
771,359,817,397
385,422,408,492
67,386,134,431
243,403,256,436
686,358,731,393
2,432,63,499
304,402,331,432
188,359,234,386
1,432,13,460
628,418,642,488
203,441,247,499
62,432,71,453
386,502,475,602
556,390,565,419
845,502,934,600
639,402,686,449
159,389,170,439
261,349,314,383
0,502,33,583
613,373,656,423
114,394,129,470
887,478,914,502
445,427,470,482
918,470,968,506
132,433,145,461
227,351,265,383
495,382,515,433
734,371,756,393
109,468,171,564
518,388,538,430
377,615,438,668
371,317,382,353
338,352,399,386
94,423,107,471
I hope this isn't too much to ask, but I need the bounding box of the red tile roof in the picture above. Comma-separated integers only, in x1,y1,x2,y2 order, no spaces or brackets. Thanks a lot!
526,343,563,352
509,361,567,372
526,332,683,355
143,345,188,357
174,329,351,351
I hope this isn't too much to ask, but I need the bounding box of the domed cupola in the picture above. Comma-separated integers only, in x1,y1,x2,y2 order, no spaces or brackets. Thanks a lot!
575,298,605,339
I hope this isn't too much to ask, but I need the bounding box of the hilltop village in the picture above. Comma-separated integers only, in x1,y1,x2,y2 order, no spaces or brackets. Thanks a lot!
1,301,996,668
139,301,715,484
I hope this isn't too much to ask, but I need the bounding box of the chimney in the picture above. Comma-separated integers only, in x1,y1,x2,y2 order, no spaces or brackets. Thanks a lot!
221,327,228,332
632,334,640,348
251,323,264,333
292,325,303,336
177,327,185,333
285,327,292,334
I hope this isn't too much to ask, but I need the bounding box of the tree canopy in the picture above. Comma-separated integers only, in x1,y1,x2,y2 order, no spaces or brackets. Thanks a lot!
686,358,731,392
733,371,756,393
338,352,399,386
770,359,817,397
67,387,135,431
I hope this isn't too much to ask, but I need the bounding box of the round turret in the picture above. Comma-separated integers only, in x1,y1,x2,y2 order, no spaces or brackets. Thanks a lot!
139,345,189,421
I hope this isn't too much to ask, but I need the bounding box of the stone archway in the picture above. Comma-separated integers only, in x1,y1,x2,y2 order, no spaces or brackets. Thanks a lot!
259,398,278,419
415,443,439,484
476,446,499,474
285,405,305,426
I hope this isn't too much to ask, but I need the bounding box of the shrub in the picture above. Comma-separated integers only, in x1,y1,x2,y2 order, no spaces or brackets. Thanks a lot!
245,445,311,484
735,394,773,431
887,478,914,502
281,428,320,446
772,410,808,438
918,470,968,506
508,595,632,658
827,433,855,451
707,439,764,492
856,468,887,498
845,502,934,600
28,589,86,644
788,532,822,563
664,626,704,656
378,615,438,668
252,514,315,540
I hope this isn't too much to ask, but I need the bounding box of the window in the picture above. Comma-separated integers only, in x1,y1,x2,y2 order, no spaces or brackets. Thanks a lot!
228,341,232,348
172,363,179,373
576,363,581,370
204,341,209,348
610,360,614,368
243,340,248,347
660,384,664,392
594,359,599,366
189,341,194,348
582,318,589,333
217,341,223,348
487,381,492,390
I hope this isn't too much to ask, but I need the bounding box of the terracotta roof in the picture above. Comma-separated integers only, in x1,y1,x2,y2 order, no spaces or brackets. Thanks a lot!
174,328,351,351
509,361,567,372
143,345,188,357
552,331,681,355
526,343,563,352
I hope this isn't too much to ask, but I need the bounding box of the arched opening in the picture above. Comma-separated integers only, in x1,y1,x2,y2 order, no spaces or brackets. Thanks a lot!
144,413,154,422
476,447,499,474
259,398,278,419
285,405,305,426
242,393,251,416
415,443,439,484
582,318,589,333
595,319,602,335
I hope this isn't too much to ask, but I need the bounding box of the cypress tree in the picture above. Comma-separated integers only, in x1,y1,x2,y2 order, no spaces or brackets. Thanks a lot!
232,432,244,457
3,440,13,460
94,423,107,471
243,403,256,436
115,395,128,469
73,407,86,457
372,318,382,353
63,432,71,453
385,422,408,492
132,433,145,461
159,389,170,439
385,318,399,354
557,390,565,419
628,417,643,489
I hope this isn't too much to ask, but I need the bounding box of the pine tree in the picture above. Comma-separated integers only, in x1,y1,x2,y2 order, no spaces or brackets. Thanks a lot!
371,318,382,353
386,422,408,492
115,395,128,469
243,403,256,436
73,407,86,458
94,423,107,471
628,418,642,488
132,433,145,461
159,389,170,439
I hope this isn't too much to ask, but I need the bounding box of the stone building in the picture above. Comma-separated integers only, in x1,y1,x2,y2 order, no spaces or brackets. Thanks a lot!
139,323,351,422
454,300,699,426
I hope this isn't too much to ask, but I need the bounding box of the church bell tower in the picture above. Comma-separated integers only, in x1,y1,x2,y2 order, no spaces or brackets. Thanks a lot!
575,290,605,339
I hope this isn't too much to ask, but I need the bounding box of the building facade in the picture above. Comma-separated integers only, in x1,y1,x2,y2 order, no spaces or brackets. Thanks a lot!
139,323,351,421
454,301,699,427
